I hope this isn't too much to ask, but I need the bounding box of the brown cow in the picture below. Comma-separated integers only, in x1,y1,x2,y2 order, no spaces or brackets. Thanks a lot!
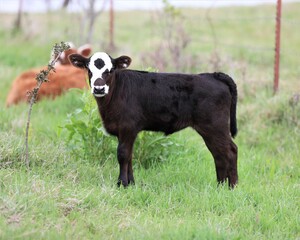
5,44,91,107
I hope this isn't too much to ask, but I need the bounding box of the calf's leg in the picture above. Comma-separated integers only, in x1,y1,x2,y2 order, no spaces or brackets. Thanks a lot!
127,155,135,185
227,141,238,188
117,131,137,187
196,128,238,188
205,135,238,188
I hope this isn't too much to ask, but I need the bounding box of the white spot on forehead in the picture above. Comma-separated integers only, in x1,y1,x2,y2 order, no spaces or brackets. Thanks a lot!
89,52,113,95
89,52,113,75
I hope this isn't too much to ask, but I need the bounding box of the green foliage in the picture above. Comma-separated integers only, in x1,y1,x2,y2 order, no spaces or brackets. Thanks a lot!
134,131,181,169
61,91,116,163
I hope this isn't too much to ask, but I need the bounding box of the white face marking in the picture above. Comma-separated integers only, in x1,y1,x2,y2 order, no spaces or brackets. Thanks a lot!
88,52,113,96
93,84,110,98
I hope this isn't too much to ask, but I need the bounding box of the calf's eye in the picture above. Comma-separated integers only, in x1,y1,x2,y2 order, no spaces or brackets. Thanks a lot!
102,69,110,78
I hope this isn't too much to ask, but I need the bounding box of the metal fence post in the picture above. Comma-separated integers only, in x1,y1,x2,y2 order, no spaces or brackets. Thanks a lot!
109,0,115,50
274,0,282,94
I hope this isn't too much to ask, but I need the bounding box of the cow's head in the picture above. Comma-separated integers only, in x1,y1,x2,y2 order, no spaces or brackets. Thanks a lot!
58,43,92,65
69,52,131,97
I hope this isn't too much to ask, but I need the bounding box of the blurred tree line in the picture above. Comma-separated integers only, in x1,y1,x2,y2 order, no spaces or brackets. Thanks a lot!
14,0,112,46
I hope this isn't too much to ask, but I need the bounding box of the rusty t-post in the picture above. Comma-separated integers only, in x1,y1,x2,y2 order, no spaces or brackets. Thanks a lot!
274,0,282,94
109,0,115,50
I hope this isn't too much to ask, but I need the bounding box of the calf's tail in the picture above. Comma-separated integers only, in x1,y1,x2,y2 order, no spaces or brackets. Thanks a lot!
213,72,238,138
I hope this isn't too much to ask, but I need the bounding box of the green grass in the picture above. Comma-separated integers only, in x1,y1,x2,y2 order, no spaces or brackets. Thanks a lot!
0,3,300,239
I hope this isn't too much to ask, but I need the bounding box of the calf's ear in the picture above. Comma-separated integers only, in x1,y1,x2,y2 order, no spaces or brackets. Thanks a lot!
68,54,89,69
113,56,131,69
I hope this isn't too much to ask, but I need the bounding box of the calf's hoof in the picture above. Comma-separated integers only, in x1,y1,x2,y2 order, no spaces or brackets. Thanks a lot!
117,178,135,188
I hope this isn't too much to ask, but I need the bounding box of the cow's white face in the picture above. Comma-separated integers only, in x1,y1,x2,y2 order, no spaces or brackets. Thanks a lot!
69,52,132,98
89,52,113,97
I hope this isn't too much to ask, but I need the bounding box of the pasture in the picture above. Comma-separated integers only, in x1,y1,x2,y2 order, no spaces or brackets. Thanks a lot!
0,3,299,239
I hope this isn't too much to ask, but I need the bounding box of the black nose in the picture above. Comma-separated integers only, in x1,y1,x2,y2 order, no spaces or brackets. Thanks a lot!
94,87,105,95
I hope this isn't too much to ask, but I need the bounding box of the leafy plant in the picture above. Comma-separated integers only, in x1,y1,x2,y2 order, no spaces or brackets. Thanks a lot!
61,90,116,164
134,131,181,169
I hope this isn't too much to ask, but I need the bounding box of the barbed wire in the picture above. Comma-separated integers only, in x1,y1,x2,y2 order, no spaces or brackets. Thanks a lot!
191,38,274,52
186,16,300,23
183,3,299,58
190,38,299,57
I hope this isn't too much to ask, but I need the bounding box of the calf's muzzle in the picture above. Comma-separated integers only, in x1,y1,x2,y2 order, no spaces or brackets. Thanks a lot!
93,78,109,97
